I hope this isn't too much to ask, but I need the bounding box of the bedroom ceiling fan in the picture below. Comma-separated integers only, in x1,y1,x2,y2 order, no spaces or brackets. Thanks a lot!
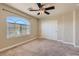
28,3,55,15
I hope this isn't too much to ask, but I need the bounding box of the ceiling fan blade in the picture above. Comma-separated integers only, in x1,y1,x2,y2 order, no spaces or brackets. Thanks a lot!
37,3,42,8
37,13,40,15
45,11,50,15
29,10,39,11
45,6,55,10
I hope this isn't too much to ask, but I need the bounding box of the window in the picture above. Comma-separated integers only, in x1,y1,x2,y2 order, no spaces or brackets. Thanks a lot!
7,16,31,38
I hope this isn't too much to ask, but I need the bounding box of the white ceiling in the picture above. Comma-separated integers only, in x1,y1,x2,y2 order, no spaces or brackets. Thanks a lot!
6,3,78,19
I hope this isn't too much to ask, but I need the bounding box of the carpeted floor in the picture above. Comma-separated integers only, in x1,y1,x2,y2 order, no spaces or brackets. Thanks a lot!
0,38,79,56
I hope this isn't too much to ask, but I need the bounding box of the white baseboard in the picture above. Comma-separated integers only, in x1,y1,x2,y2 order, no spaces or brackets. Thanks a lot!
54,39,74,46
0,37,37,52
43,37,79,48
74,44,79,48
61,40,74,45
41,37,74,46
75,46,79,48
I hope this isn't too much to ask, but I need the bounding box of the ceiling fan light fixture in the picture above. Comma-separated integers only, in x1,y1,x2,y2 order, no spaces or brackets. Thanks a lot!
40,10,44,15
29,3,55,15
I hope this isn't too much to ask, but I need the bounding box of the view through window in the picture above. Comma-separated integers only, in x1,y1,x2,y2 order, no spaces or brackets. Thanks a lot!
7,16,31,38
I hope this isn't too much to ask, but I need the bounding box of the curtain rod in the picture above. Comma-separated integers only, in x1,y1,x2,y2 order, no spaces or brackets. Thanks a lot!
2,8,27,18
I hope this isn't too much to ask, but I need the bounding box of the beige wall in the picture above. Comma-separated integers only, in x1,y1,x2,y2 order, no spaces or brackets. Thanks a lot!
0,4,38,50
57,9,79,47
63,12,73,44
39,9,79,47
57,15,64,41
75,9,79,46
40,11,74,45
57,11,73,44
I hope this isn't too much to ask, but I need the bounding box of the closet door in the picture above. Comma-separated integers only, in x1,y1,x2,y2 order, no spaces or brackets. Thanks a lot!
41,19,58,40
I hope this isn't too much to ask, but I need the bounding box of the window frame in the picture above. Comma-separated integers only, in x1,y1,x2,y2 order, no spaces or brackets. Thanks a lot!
7,16,31,39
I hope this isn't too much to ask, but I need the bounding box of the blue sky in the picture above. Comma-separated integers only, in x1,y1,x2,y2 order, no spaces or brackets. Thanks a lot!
7,16,30,25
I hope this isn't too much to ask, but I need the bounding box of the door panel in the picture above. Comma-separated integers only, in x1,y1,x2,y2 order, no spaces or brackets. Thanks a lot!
41,19,57,40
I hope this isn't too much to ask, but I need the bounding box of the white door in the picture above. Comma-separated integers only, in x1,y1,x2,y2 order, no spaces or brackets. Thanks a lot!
41,19,57,40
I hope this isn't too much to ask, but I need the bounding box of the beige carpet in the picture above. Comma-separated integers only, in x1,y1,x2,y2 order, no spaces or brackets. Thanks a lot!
0,38,79,56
